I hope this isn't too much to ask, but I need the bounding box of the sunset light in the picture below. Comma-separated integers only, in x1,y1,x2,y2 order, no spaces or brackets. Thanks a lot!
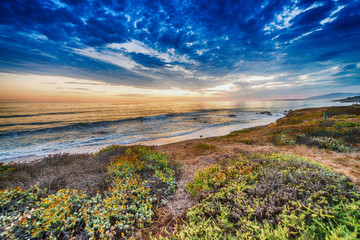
0,1,360,239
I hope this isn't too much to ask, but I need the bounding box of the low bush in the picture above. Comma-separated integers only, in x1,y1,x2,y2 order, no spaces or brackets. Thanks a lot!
276,117,304,125
224,132,239,138
279,134,296,146
242,139,253,145
239,129,251,133
310,136,352,153
0,162,17,180
0,146,176,239
333,121,360,129
171,154,360,239
92,144,124,157
333,114,357,119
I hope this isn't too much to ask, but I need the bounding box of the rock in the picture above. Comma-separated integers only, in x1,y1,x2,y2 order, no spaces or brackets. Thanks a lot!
228,114,236,117
260,111,272,116
96,131,107,134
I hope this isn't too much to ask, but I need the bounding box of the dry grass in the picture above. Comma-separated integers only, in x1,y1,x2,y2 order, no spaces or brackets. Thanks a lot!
0,147,125,196
1,105,359,239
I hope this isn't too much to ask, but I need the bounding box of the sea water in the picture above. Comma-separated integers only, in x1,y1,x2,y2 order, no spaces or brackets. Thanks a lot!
0,100,352,162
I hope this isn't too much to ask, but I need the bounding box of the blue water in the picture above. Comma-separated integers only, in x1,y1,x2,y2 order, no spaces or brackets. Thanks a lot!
0,100,352,161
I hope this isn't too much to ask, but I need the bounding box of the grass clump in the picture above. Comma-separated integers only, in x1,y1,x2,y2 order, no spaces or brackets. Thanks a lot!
242,139,253,145
0,162,17,180
193,143,216,150
193,143,216,155
225,132,239,138
310,136,352,153
174,153,360,240
276,116,304,125
224,129,251,138
333,121,360,128
279,134,296,146
239,128,251,133
92,144,124,157
0,146,176,239
333,114,358,119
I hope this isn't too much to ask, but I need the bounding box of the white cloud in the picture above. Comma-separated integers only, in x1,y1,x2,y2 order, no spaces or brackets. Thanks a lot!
288,28,322,43
265,2,324,32
320,5,345,25
204,83,237,91
75,47,139,70
108,40,156,56
107,40,194,64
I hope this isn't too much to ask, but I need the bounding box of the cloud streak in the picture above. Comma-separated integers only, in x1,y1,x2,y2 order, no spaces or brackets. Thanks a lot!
0,0,359,99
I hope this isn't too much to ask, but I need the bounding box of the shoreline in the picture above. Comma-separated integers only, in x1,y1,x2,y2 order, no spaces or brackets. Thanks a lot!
2,113,283,164
3,104,359,186
1,100,354,163
1,105,359,239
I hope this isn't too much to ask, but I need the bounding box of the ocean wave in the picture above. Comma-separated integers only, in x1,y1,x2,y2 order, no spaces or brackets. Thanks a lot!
0,111,92,119
142,114,168,120
0,113,181,137
0,110,251,137
0,121,63,127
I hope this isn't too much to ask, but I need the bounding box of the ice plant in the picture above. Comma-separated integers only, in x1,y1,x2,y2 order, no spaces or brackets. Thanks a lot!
0,146,176,239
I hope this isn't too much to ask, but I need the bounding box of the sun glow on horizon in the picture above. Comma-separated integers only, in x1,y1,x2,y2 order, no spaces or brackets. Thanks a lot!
0,73,211,102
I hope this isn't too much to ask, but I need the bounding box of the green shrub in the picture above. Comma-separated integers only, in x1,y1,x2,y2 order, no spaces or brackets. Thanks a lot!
225,132,239,138
0,162,17,179
333,121,360,128
242,139,253,145
92,144,124,156
0,146,176,239
333,114,357,119
239,129,251,133
171,154,360,240
276,117,304,125
279,134,296,146
185,157,257,197
310,136,352,153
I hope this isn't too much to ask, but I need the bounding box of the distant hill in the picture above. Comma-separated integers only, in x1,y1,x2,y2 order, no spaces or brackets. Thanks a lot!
334,95,360,102
272,93,360,101
305,93,360,100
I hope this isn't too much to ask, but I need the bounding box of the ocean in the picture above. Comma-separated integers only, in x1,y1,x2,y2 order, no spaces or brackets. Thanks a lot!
0,100,352,162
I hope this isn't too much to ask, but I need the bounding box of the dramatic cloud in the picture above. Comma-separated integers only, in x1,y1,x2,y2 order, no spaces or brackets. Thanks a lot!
0,0,359,99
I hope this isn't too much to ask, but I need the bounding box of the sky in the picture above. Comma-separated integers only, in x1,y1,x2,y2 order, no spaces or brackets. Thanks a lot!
0,0,359,102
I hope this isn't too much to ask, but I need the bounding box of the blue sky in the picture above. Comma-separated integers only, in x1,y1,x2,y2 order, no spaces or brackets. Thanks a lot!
0,0,359,101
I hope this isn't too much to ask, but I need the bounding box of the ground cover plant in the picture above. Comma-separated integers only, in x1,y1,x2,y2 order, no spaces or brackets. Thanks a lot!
0,162,16,180
170,153,360,239
0,146,176,239
269,105,360,152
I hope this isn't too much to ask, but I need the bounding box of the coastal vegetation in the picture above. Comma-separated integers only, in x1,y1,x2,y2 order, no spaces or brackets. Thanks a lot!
269,107,360,152
0,105,359,239
174,153,360,239
0,146,176,239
